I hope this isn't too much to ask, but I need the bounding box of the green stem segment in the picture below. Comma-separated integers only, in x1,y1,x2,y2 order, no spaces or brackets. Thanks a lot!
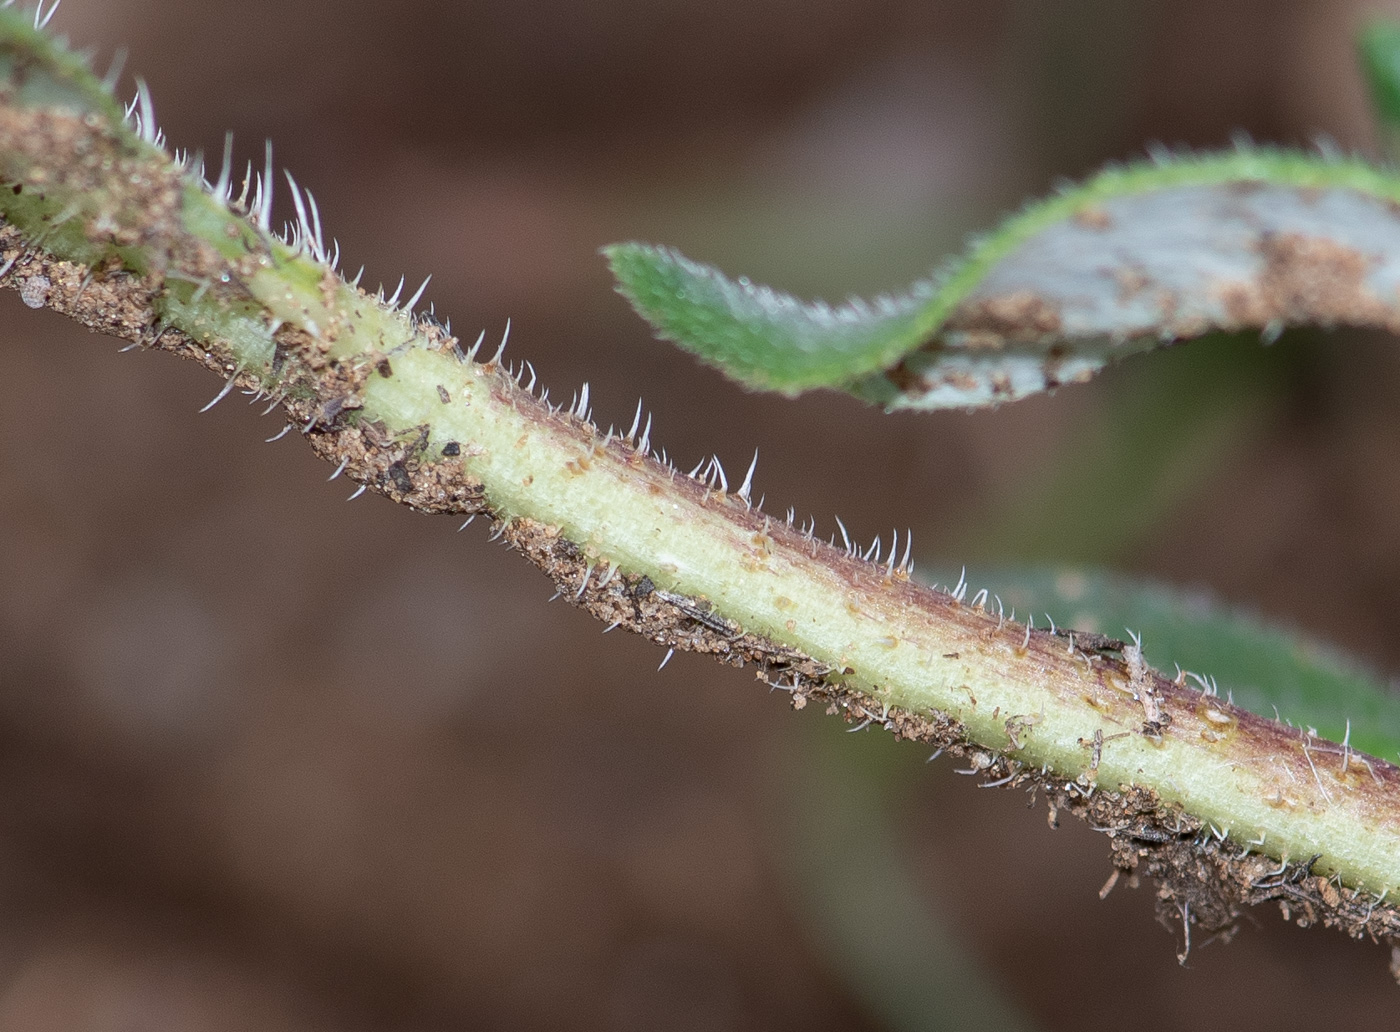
1,10,1398,932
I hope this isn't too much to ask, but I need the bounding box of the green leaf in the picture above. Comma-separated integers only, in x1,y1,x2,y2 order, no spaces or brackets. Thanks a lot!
961,567,1400,763
604,242,931,394
608,152,1400,409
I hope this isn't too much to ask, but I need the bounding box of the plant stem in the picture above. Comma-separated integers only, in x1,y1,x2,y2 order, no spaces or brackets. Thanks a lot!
0,8,1397,951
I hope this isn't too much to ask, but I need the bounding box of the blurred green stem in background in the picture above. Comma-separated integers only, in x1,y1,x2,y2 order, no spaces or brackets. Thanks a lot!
954,330,1304,567
774,720,1040,1032
1360,20,1400,166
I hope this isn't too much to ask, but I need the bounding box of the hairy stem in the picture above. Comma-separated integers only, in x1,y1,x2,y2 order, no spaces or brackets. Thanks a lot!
1,9,1398,952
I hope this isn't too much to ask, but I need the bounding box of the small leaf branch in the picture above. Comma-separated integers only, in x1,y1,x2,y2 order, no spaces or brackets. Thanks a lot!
1,8,1398,955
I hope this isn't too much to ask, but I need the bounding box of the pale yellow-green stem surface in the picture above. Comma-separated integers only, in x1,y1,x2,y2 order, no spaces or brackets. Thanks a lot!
0,6,1397,943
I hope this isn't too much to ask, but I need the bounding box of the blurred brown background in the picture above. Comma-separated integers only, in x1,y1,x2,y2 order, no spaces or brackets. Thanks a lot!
4,0,1400,1028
